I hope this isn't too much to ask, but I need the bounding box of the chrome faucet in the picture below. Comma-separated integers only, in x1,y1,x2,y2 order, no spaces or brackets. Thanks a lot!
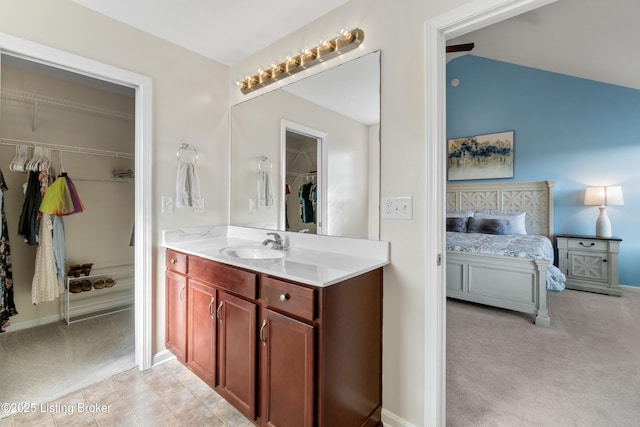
262,232,284,250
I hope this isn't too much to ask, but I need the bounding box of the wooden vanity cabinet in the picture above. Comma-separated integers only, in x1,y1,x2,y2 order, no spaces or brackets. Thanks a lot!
187,278,217,386
165,249,383,427
217,290,257,419
165,250,188,363
258,270,383,427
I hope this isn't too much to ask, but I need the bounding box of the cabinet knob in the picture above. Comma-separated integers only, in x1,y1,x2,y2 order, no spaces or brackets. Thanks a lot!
170,258,177,264
279,293,289,302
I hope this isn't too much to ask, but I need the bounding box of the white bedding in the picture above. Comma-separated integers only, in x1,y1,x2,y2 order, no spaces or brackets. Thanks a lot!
446,232,566,291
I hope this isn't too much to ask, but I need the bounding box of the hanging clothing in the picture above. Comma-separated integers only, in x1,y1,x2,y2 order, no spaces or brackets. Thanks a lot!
39,173,85,216
32,213,58,305
18,171,42,245
0,168,17,333
175,161,201,208
52,216,66,291
299,182,316,223
32,170,59,305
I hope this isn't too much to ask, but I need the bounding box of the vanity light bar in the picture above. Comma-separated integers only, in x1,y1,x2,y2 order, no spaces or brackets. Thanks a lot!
236,28,365,95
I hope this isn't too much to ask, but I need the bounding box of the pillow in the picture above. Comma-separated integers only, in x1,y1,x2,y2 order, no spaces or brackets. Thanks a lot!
474,211,527,235
446,217,468,233
466,217,510,235
446,210,474,218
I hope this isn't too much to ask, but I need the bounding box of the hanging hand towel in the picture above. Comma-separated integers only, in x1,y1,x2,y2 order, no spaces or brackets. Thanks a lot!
175,160,201,208
257,170,274,207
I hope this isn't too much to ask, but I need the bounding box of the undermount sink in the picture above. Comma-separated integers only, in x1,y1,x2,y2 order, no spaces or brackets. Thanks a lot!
220,245,286,260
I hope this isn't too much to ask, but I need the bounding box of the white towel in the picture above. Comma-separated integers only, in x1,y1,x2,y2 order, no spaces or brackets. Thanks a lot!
176,161,201,208
257,170,274,207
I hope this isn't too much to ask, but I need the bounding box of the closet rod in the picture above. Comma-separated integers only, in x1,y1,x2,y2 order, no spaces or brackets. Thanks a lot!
1,88,135,121
0,137,134,160
72,175,133,183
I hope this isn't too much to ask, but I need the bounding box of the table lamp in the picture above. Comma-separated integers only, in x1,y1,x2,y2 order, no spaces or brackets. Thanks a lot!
584,186,624,237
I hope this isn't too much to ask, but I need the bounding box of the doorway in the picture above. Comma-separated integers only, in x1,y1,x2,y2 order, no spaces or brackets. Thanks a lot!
424,0,557,424
0,32,153,370
280,120,327,235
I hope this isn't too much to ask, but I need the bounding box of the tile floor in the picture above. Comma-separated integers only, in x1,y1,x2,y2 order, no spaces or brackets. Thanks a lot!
0,358,254,427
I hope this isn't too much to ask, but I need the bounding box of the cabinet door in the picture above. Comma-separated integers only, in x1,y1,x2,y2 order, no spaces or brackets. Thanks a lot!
260,309,315,427
165,270,187,362
187,278,217,386
567,251,608,283
217,291,257,420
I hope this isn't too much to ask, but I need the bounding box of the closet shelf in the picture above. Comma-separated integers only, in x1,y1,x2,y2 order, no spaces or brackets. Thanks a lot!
64,264,134,325
0,137,134,160
1,87,135,122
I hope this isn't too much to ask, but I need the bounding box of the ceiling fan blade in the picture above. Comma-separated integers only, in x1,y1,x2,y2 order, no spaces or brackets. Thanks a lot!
446,43,475,53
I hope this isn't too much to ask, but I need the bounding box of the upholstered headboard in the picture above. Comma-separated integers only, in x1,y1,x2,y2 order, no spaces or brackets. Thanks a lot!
446,180,555,238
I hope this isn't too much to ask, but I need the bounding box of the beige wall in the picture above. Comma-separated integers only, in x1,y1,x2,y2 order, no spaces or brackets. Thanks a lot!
0,0,478,424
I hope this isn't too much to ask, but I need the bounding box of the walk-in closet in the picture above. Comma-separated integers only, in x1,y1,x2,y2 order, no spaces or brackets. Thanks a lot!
0,53,135,407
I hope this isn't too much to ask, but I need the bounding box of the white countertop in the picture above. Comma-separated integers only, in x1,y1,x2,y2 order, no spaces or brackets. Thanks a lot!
162,226,390,287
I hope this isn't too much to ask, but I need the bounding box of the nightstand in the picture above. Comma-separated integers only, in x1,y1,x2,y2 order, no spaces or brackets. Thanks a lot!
556,234,622,296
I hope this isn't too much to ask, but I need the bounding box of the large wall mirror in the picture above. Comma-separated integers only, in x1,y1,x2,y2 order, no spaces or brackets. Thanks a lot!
230,50,381,239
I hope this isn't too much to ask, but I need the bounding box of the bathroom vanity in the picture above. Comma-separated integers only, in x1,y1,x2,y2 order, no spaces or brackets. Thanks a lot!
163,226,389,427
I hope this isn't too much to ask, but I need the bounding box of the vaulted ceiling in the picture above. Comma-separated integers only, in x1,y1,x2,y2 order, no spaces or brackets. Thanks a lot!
448,0,640,91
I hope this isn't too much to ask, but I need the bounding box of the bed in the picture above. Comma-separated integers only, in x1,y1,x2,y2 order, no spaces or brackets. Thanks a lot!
445,180,564,327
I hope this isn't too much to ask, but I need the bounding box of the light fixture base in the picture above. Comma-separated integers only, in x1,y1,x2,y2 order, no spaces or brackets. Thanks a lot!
238,28,364,94
595,206,612,238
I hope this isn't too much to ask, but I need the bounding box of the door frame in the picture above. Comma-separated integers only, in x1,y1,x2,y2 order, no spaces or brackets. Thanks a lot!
424,0,558,424
0,31,153,370
280,120,327,234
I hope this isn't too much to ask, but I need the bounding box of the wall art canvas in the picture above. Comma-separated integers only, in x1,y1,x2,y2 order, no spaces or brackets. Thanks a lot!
447,131,514,180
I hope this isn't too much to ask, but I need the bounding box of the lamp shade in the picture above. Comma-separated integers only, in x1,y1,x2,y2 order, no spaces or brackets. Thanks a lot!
605,185,624,205
584,186,605,206
584,186,624,206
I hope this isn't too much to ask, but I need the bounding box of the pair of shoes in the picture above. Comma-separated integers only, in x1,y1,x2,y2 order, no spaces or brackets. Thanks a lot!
68,265,83,277
81,280,92,292
82,263,93,276
105,278,117,288
69,281,83,293
94,279,105,289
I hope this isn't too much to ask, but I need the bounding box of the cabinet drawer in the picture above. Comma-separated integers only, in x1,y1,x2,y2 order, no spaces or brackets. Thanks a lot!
261,276,315,322
189,257,257,300
166,249,188,274
567,239,607,251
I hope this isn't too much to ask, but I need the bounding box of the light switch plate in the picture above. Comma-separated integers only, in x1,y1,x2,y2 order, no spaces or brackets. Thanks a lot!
382,196,412,219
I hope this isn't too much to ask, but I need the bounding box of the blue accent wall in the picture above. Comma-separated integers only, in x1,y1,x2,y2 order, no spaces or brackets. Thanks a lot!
447,55,640,287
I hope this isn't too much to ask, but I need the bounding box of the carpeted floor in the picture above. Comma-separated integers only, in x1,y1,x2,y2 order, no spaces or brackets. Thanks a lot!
0,310,135,418
446,288,640,427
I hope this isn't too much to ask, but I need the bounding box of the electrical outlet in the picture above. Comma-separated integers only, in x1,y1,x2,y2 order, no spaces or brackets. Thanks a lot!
381,196,413,219
162,196,174,214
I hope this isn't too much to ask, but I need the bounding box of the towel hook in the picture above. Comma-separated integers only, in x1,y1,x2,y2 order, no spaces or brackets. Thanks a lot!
177,143,198,164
